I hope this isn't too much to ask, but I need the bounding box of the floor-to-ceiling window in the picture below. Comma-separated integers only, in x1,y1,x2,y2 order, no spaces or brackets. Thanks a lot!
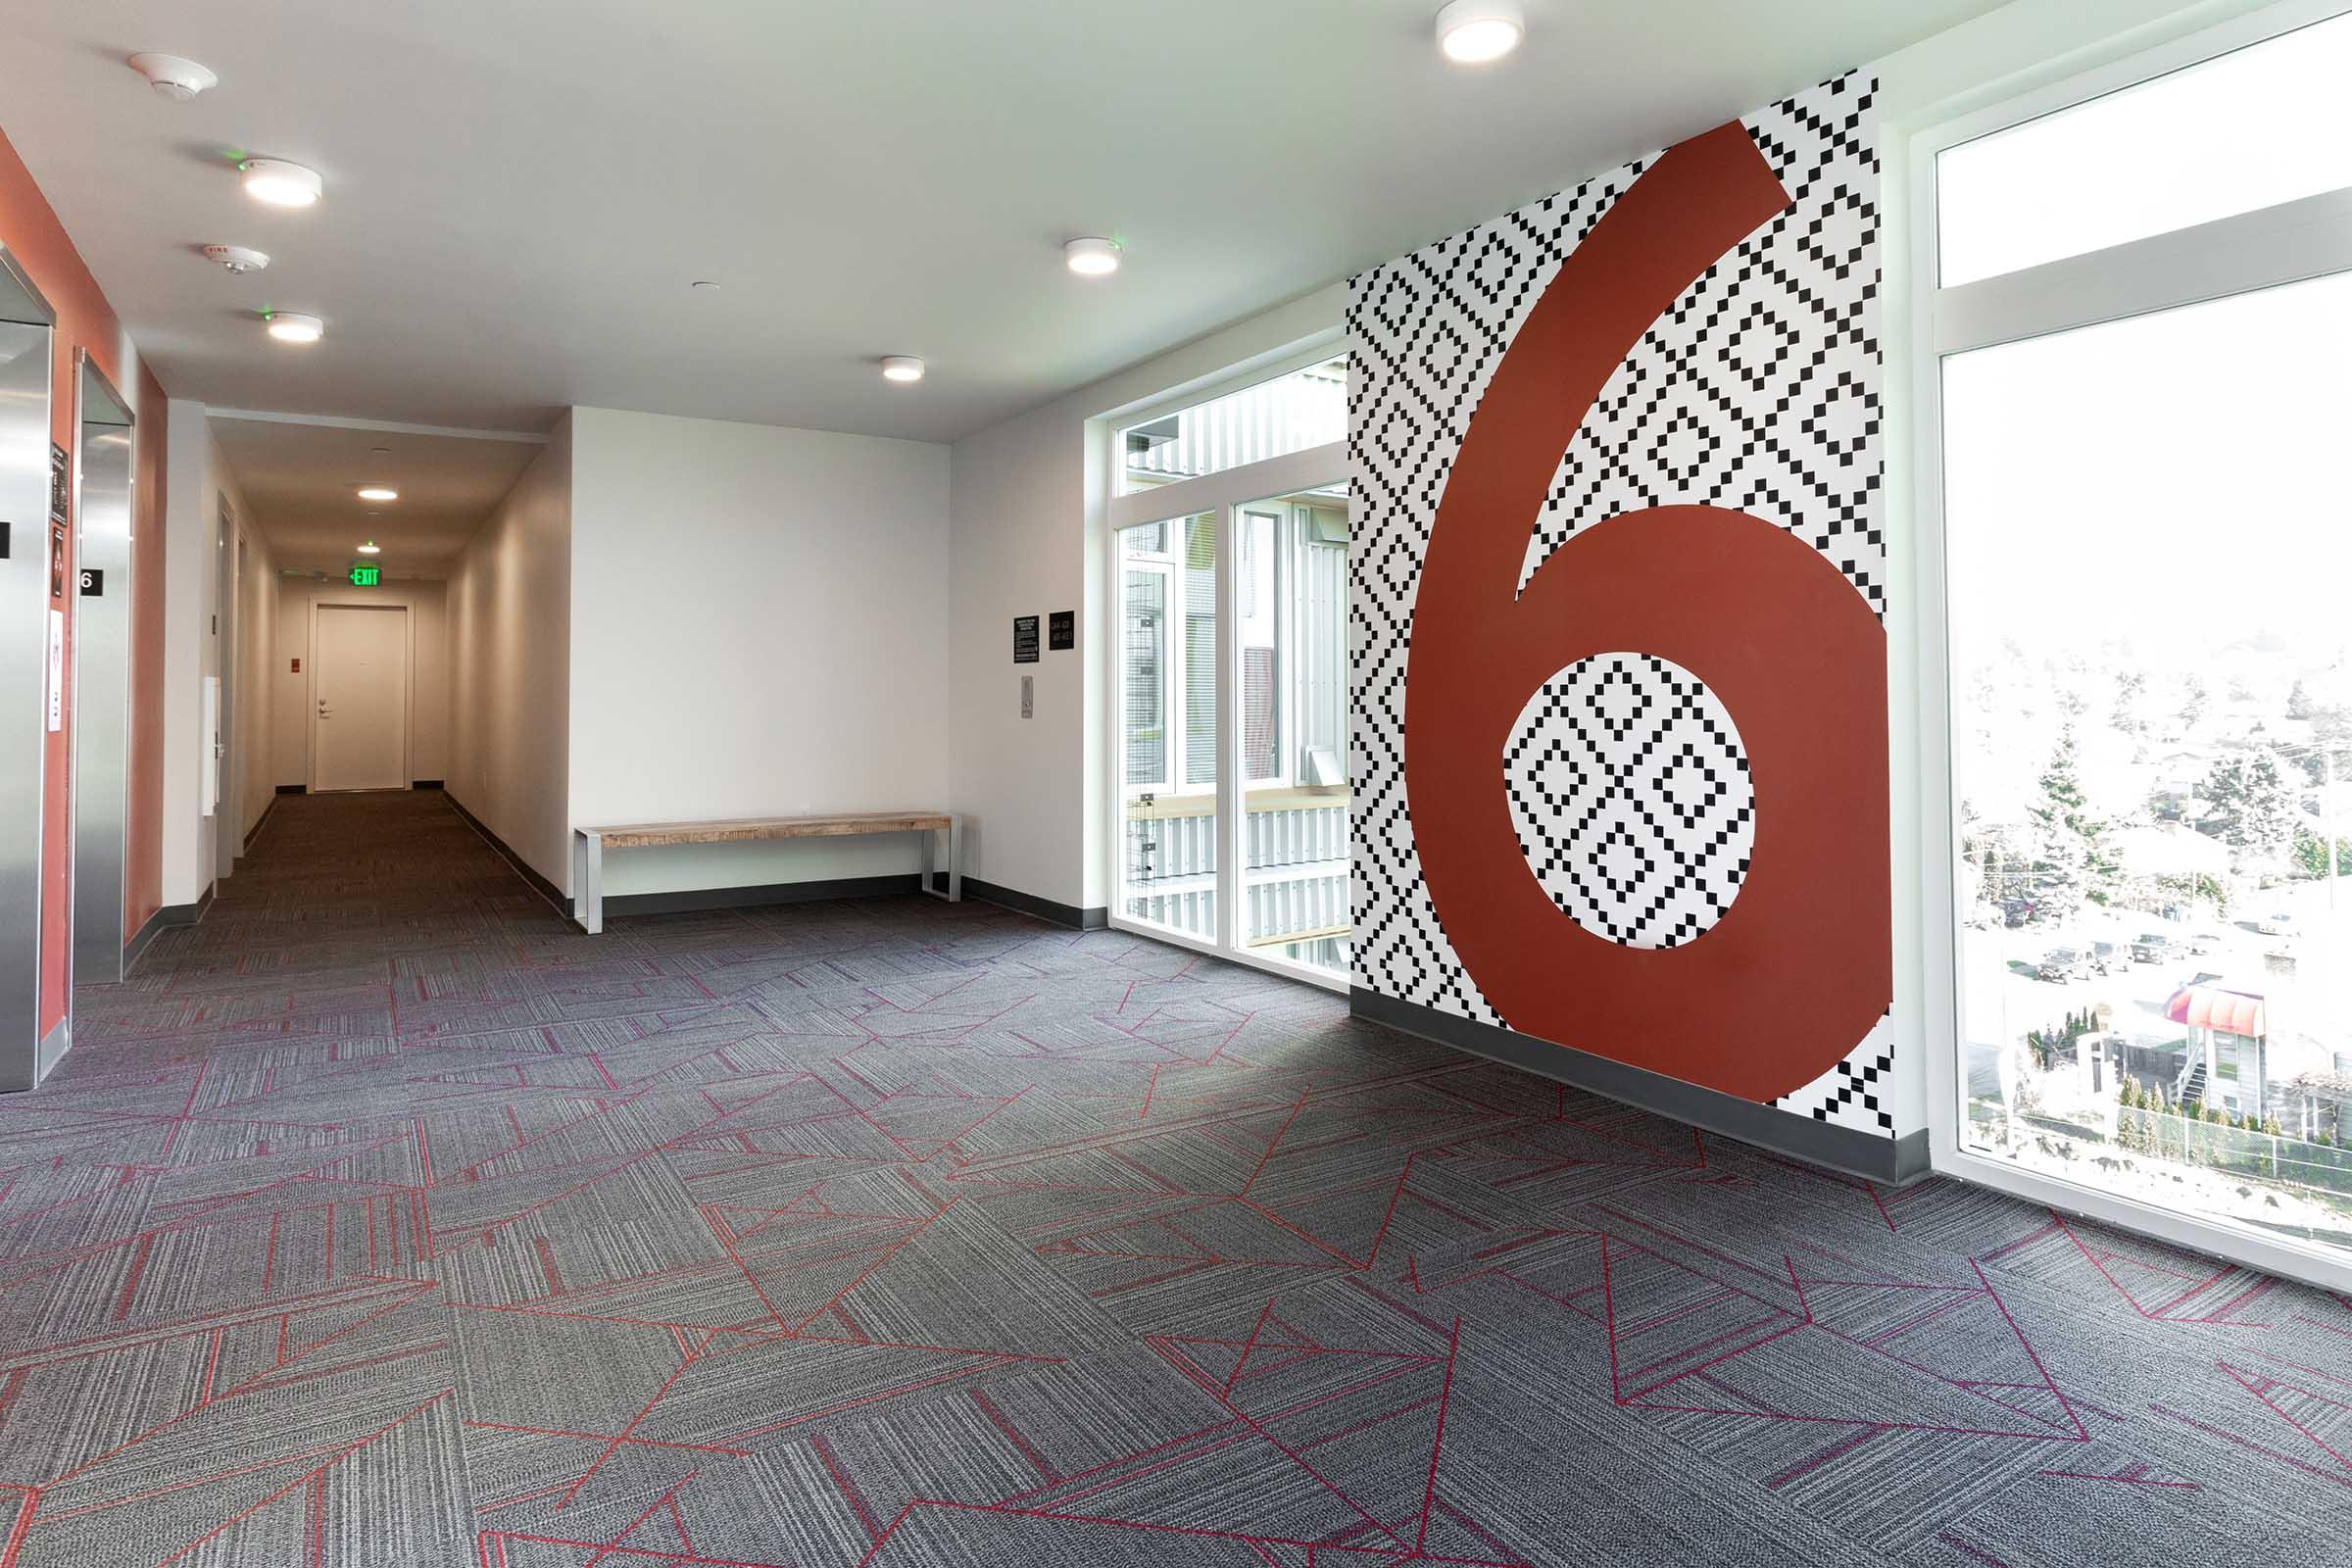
1920,3,2352,1284
1108,351,1350,982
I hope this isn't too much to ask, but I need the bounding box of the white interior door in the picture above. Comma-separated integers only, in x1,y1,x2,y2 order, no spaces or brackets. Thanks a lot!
312,604,409,792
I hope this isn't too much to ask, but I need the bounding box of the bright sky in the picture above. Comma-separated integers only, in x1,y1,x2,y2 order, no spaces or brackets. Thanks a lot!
1944,269,2352,668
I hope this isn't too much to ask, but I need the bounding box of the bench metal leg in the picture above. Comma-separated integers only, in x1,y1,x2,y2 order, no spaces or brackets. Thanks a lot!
916,816,963,904
575,830,605,934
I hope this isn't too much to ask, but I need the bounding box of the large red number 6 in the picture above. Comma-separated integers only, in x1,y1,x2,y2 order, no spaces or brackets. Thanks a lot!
1404,124,1890,1103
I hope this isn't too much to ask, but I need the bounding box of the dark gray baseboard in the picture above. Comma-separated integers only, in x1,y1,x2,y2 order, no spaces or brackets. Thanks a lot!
928,872,1107,930
122,896,201,976
441,792,570,918
606,874,923,917
243,796,279,851
1351,987,1930,1187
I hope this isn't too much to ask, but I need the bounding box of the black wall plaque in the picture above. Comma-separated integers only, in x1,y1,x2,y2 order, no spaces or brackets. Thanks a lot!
48,443,69,523
1012,614,1040,663
1048,610,1074,651
78,568,104,596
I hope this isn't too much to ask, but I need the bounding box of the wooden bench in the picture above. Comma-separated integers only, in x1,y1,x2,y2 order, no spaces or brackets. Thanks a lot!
571,811,962,934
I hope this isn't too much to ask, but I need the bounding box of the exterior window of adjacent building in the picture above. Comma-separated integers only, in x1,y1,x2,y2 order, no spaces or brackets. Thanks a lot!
1927,5,2352,1275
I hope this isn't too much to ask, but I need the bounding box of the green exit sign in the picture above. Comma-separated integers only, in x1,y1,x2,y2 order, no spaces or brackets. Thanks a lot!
349,564,381,587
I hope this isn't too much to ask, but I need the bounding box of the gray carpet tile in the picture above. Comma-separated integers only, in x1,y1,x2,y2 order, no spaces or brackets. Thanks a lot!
0,789,2345,1565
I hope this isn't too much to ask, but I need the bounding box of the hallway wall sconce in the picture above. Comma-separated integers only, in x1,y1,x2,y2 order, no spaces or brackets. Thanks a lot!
264,312,324,344
241,159,323,208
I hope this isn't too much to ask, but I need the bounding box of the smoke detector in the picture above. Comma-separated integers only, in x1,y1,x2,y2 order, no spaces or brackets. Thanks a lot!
127,53,218,101
201,245,270,274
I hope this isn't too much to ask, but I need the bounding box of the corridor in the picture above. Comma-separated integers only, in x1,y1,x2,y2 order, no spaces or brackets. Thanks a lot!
0,791,2336,1564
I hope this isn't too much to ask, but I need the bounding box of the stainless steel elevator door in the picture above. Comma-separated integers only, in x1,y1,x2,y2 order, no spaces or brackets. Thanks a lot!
72,364,133,983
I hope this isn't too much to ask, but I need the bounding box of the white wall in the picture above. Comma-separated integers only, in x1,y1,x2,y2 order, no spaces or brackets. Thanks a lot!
448,415,573,892
272,576,451,792
948,285,1345,915
566,407,950,899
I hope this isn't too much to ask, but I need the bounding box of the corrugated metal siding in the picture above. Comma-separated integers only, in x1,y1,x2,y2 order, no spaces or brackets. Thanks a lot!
1124,363,1347,487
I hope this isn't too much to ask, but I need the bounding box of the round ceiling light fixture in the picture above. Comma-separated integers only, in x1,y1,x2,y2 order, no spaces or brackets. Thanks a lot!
128,52,218,101
1436,0,1525,64
263,311,323,344
1063,236,1122,276
240,158,323,207
356,486,399,502
880,356,925,383
356,540,382,555
201,244,270,274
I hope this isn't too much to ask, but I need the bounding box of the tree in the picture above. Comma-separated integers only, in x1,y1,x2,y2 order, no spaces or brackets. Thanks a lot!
2029,729,2119,920
2293,825,2352,880
2201,749,2299,877
2179,674,2210,730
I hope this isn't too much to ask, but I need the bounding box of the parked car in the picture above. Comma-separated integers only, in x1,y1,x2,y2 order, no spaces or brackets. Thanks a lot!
2183,930,2226,955
2087,940,2127,974
2132,932,2175,963
2251,910,2297,936
2037,947,2092,982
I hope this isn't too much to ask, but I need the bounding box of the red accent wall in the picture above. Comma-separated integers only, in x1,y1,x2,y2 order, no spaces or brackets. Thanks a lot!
0,127,171,1033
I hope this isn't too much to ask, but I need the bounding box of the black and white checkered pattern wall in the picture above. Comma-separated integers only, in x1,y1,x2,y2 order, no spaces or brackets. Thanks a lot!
1348,72,1895,1135
1504,654,1754,951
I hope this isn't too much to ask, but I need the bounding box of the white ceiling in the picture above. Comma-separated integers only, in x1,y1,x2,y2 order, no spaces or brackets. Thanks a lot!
211,416,543,577
9,0,2006,452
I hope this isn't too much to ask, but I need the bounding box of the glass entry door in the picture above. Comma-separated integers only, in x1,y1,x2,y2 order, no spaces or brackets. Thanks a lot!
1108,355,1349,984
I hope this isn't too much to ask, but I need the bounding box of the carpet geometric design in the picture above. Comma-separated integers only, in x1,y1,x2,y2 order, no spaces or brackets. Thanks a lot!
2,791,2345,1565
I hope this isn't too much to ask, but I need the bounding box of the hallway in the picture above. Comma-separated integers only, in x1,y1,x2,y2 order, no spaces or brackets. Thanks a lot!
0,792,2337,1562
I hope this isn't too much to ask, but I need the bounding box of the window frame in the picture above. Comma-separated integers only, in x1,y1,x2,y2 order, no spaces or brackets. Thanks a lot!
1903,0,2352,1292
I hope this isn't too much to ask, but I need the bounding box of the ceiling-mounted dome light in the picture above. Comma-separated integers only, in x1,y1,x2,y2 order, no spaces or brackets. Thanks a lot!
201,244,270,274
880,356,925,383
356,540,381,555
264,311,323,344
240,158,323,207
128,52,217,101
356,486,398,502
1063,236,1122,276
1436,0,1525,64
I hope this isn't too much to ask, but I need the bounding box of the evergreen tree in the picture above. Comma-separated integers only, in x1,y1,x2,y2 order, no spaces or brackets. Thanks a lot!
2029,729,2118,920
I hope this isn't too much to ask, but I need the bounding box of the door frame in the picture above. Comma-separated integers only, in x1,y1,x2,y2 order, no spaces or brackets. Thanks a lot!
1096,351,1349,995
307,600,414,793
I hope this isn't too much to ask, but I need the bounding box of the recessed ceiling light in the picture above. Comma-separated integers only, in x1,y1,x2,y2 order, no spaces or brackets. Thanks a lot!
370,446,391,455
356,486,399,502
1436,0,1525,64
201,244,270,274
240,158,323,208
264,312,324,344
880,356,925,383
691,280,720,291
1064,236,1121,276
127,53,217,100
356,540,381,555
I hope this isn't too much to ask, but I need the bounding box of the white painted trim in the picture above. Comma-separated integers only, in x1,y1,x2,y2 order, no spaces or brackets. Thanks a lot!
1934,184,2352,354
1106,442,1347,534
208,408,553,444
1898,0,2352,1290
